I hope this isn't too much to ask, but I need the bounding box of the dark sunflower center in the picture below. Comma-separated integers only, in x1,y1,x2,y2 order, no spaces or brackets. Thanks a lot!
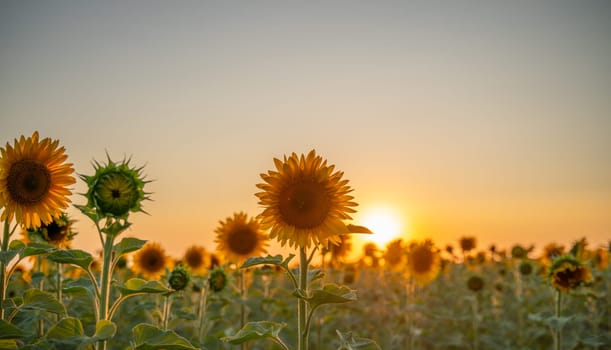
227,226,259,255
94,172,138,216
7,160,51,205
44,221,68,243
278,180,331,229
186,251,204,269
143,251,165,272
412,248,434,273
555,266,582,288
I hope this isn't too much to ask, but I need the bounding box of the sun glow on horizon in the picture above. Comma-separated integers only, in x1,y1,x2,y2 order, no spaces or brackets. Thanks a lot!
358,206,405,248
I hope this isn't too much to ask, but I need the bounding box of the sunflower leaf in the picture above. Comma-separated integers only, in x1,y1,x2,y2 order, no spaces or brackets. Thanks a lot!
21,242,56,258
113,237,147,256
131,323,199,349
0,340,18,349
101,220,132,236
0,320,26,339
47,249,93,271
222,321,287,345
240,255,284,269
119,278,171,296
336,329,381,350
20,288,66,316
0,249,21,265
73,204,100,223
92,320,117,341
9,240,25,250
305,283,357,310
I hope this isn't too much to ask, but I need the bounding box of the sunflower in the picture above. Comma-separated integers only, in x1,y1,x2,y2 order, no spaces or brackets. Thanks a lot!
541,243,565,265
459,236,476,253
383,239,406,271
0,131,76,228
467,274,485,292
406,240,441,286
79,156,148,219
548,255,592,292
183,245,211,275
131,242,172,280
215,211,268,264
256,150,358,249
25,212,75,248
328,234,352,268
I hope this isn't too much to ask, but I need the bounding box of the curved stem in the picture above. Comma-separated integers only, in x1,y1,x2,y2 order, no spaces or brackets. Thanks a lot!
272,337,290,350
304,305,319,344
298,247,309,350
282,266,299,291
0,220,9,320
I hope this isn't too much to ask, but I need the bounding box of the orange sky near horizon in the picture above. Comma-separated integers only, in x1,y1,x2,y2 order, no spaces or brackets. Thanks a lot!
1,1,609,261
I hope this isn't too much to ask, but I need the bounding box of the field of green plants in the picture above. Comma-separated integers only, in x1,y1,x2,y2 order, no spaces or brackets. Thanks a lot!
0,132,609,349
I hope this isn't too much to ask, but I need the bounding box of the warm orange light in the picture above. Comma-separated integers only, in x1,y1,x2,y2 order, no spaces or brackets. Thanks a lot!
359,206,405,247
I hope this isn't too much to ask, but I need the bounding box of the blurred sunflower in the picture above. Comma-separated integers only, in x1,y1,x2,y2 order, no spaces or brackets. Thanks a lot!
541,243,565,265
183,245,211,275
256,150,358,249
406,240,441,286
383,239,405,271
467,274,485,292
459,236,476,254
79,156,149,219
215,211,268,264
0,131,76,228
548,255,592,292
328,234,352,268
132,242,172,280
25,212,75,248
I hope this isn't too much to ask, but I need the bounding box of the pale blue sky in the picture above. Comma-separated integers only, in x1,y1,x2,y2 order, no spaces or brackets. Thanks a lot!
1,1,610,258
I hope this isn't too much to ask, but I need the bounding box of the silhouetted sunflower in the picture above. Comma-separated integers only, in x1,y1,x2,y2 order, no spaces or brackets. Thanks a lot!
215,211,268,263
256,150,358,249
459,236,477,253
406,240,441,286
132,242,172,280
79,156,149,219
384,239,406,270
183,245,211,275
26,212,75,248
548,255,592,292
0,131,76,228
328,234,352,268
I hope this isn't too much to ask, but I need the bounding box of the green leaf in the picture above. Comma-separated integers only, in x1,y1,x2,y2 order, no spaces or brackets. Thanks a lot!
46,317,84,339
20,289,66,316
0,340,18,350
0,320,26,339
527,313,573,331
302,283,357,309
336,330,381,350
101,220,132,236
131,323,199,350
47,249,93,270
92,320,117,341
113,237,147,256
241,255,282,268
346,224,373,234
22,242,56,258
74,204,99,223
0,249,20,265
118,278,171,296
222,321,287,345
9,240,25,250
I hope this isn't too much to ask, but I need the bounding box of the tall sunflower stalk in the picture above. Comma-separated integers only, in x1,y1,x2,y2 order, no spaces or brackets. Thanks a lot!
76,155,149,350
0,132,76,320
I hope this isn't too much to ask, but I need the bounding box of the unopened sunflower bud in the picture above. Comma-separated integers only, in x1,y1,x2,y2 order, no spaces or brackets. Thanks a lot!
209,267,227,292
467,275,484,292
168,264,190,291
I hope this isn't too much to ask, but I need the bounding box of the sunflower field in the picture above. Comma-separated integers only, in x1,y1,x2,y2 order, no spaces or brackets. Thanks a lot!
0,132,609,350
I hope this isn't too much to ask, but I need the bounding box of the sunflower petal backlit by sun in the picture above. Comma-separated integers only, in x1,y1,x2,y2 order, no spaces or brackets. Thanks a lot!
256,150,358,249
0,131,76,228
406,240,441,286
131,242,172,280
215,211,268,264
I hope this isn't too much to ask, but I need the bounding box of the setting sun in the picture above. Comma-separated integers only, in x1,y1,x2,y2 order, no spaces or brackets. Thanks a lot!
359,207,405,247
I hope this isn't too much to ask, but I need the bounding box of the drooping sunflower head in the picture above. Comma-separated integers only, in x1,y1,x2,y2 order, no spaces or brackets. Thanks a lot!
519,260,534,276
26,212,75,248
406,240,441,286
209,267,228,293
0,131,76,228
548,255,592,292
256,150,358,249
183,245,211,275
168,264,191,291
215,211,268,264
467,274,485,293
80,155,149,220
131,242,172,280
459,236,476,253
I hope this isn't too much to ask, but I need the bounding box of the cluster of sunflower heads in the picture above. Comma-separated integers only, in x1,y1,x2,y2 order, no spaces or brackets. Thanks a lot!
76,155,150,236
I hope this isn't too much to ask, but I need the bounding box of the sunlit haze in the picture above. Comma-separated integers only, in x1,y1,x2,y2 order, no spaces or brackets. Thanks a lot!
1,1,610,261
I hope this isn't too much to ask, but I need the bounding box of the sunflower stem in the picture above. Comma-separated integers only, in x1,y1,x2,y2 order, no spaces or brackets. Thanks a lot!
98,232,116,350
162,294,172,330
0,220,9,320
56,262,63,321
554,289,562,350
298,247,309,350
197,284,209,345
240,268,248,350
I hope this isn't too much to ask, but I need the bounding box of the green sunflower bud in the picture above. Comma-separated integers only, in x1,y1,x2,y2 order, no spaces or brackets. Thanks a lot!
467,275,485,292
519,261,533,276
168,264,190,291
209,267,228,293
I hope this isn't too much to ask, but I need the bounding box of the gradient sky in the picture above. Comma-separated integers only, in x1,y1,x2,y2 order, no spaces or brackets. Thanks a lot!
1,1,610,259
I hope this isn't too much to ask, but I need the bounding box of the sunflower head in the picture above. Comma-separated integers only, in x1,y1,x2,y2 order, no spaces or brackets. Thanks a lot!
459,236,476,253
183,245,211,275
131,242,172,280
327,234,352,267
467,274,485,292
541,243,565,265
215,212,268,264
383,239,406,270
256,150,359,249
168,264,191,291
0,131,76,228
406,240,441,286
79,155,149,220
519,260,534,276
548,255,592,292
209,267,228,293
26,212,75,248
511,244,530,259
